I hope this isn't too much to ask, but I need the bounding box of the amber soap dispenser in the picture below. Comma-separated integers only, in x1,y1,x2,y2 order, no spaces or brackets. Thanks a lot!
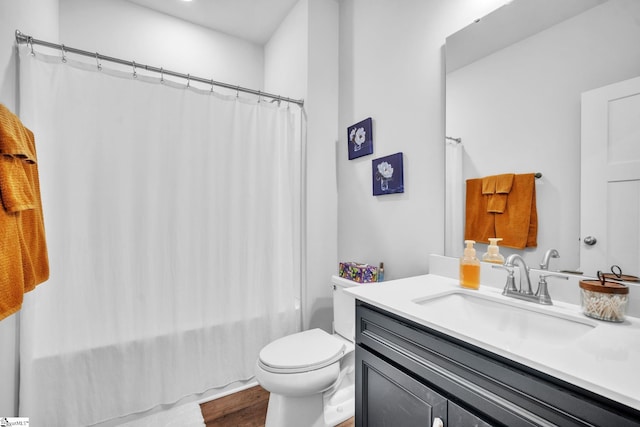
460,240,480,290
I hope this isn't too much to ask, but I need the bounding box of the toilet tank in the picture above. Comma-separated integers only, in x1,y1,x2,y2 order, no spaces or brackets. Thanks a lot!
331,276,360,342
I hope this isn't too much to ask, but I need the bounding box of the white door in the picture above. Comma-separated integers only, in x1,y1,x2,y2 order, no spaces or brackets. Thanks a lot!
580,75,640,278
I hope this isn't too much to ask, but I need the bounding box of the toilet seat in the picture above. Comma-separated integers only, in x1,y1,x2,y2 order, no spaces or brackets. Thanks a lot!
258,329,346,374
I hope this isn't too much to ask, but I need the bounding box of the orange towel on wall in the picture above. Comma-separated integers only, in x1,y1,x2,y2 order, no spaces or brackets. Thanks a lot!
495,173,537,249
0,104,49,321
465,173,537,249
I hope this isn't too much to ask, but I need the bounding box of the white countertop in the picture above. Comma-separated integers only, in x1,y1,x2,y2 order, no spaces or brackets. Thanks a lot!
343,273,640,412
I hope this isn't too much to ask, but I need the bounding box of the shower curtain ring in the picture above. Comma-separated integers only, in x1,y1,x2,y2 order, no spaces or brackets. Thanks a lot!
160,67,164,83
95,52,102,71
61,44,67,63
186,74,191,88
210,79,214,93
258,91,262,103
236,86,240,98
28,37,35,56
132,61,137,79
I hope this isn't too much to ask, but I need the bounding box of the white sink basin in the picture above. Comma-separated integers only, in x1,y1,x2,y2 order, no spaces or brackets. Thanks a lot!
413,290,596,351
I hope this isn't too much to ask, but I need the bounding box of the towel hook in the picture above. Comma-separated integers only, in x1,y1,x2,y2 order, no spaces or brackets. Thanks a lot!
132,61,137,79
61,44,67,63
95,52,102,71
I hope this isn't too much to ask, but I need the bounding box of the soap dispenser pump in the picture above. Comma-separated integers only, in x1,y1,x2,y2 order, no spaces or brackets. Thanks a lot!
482,238,505,264
460,240,480,290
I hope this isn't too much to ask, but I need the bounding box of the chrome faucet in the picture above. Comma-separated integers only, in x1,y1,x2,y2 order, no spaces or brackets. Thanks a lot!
492,254,567,305
540,248,560,270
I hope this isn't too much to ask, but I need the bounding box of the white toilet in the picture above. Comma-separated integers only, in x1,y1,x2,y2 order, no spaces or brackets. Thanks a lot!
255,276,358,427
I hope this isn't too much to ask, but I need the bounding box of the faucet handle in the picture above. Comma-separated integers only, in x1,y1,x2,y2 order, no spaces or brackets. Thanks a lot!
492,264,518,293
536,273,569,305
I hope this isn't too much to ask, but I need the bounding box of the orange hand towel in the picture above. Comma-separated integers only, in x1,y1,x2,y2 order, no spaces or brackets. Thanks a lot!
495,173,514,193
0,104,49,321
487,173,514,213
481,175,496,195
464,178,495,244
495,173,537,249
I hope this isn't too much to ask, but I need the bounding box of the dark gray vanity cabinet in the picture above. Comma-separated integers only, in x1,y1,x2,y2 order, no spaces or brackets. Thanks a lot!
355,301,640,427
358,346,448,426
358,346,491,427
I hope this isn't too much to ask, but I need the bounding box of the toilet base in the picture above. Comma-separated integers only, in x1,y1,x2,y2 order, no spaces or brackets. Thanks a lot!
323,375,355,426
265,393,325,427
264,379,355,427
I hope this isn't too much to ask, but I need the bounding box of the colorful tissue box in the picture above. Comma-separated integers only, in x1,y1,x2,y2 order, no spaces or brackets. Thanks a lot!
339,262,378,283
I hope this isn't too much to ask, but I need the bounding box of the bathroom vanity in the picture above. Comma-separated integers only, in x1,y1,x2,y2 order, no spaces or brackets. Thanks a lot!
346,264,640,426
356,301,639,426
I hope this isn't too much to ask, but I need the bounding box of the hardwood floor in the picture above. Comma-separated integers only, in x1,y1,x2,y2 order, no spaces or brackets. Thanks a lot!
200,385,354,427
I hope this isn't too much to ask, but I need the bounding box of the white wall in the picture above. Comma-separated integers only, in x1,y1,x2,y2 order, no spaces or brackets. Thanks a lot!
60,0,264,91
1,1,59,113
266,0,340,331
337,0,507,281
304,0,340,330
265,0,308,100
0,0,59,416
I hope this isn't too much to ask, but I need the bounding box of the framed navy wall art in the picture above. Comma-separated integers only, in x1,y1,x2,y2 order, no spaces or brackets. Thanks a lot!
373,152,404,196
347,117,373,160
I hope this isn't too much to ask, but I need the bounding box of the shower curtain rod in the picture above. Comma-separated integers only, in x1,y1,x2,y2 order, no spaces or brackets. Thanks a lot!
14,30,304,107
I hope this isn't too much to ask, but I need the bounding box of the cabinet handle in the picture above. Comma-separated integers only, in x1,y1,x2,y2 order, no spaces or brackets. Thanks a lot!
432,417,444,427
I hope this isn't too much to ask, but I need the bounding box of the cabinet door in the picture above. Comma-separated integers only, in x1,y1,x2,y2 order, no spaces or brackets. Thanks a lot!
357,346,447,427
449,401,494,427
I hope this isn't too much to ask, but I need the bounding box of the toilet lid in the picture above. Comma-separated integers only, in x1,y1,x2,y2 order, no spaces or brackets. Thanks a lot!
259,328,346,373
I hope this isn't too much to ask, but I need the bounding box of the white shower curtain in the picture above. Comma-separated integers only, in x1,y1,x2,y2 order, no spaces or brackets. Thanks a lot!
17,46,303,426
445,140,464,258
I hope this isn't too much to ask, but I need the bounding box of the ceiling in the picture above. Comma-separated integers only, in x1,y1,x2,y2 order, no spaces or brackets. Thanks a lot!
125,0,299,45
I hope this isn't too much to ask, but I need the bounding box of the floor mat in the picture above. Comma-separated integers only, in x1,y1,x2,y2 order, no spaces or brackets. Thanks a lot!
118,402,205,427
